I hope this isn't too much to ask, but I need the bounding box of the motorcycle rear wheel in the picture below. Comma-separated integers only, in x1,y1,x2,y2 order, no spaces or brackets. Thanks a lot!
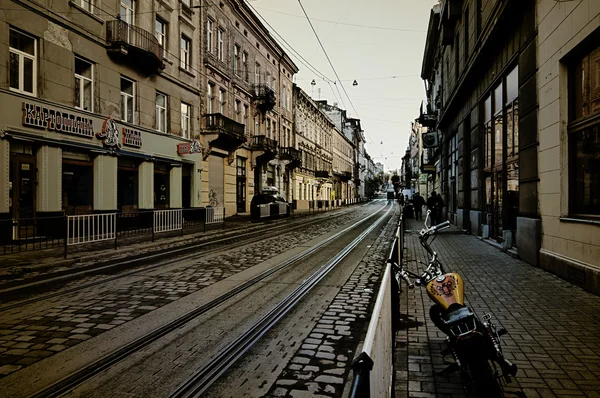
463,359,503,398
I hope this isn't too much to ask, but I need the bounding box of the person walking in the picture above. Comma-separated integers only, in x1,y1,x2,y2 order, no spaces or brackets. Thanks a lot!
413,193,425,220
427,191,440,225
436,193,445,224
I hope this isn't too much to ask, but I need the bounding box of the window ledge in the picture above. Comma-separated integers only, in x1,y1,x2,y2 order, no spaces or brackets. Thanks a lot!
179,67,196,78
559,217,600,226
68,1,105,24
163,56,173,65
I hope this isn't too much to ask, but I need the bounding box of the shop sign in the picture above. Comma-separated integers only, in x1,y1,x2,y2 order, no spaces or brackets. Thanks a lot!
177,140,202,155
418,173,428,184
122,127,142,148
97,117,121,148
22,102,94,138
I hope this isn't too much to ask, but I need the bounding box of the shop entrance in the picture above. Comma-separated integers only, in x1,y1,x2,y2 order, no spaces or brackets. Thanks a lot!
236,157,246,213
117,159,139,212
182,165,192,209
10,146,36,240
154,164,170,209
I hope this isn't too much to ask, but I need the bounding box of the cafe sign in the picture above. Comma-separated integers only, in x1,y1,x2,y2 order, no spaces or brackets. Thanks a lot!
177,140,203,155
21,101,143,148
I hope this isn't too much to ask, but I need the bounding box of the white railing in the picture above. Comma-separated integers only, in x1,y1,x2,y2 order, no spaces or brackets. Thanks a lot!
206,207,225,224
278,202,287,215
67,213,116,246
259,204,270,218
154,209,182,233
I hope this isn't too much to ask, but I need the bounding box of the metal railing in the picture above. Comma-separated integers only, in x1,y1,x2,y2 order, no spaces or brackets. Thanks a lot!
350,216,403,398
205,207,225,225
67,213,116,246
1,216,65,254
204,113,246,139
153,209,183,236
106,19,163,61
251,135,278,152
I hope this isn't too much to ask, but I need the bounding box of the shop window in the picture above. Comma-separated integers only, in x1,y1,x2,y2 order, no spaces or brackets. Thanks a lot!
62,155,93,215
569,44,600,216
75,56,93,112
121,76,135,123
117,159,138,212
9,28,37,96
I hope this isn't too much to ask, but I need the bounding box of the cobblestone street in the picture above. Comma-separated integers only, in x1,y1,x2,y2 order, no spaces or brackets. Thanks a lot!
395,217,600,398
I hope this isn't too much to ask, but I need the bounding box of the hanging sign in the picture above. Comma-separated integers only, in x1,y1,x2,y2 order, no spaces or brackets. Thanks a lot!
177,140,203,155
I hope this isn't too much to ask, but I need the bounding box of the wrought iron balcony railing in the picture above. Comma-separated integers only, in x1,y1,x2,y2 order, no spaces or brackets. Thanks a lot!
279,147,301,162
253,85,276,112
106,19,164,73
204,113,245,140
251,135,278,153
315,170,330,179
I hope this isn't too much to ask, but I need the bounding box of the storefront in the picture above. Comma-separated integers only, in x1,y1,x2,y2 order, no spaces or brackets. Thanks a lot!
0,92,203,227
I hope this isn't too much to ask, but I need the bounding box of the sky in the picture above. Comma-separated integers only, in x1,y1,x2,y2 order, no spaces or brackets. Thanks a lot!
246,0,439,171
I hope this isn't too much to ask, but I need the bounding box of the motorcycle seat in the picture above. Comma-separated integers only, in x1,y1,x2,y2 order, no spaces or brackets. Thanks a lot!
443,307,474,325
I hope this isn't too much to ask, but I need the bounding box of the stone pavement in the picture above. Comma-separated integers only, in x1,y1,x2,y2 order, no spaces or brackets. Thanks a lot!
394,217,600,398
0,208,371,379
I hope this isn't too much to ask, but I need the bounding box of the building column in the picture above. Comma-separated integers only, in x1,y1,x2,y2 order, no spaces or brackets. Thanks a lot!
138,161,154,209
0,139,9,215
93,154,117,212
170,166,182,208
37,145,62,215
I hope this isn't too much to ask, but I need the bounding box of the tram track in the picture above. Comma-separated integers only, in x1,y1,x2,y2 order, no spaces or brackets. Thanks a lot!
25,202,392,398
169,205,393,398
0,203,374,312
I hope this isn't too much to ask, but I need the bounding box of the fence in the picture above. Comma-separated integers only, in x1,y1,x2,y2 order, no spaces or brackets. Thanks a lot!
1,207,226,258
349,216,403,398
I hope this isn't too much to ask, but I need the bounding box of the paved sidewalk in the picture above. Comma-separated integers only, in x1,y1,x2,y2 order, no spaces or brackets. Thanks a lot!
394,217,600,398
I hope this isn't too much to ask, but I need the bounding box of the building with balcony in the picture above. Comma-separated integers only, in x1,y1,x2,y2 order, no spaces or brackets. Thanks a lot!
292,85,333,209
0,0,204,231
200,0,298,214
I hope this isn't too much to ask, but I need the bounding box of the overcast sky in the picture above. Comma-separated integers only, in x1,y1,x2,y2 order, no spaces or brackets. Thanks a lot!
247,0,438,171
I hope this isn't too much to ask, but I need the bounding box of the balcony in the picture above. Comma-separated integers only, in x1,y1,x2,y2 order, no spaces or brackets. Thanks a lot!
253,85,276,112
315,170,329,179
202,113,246,154
106,20,164,74
342,171,353,181
279,147,302,168
251,135,278,168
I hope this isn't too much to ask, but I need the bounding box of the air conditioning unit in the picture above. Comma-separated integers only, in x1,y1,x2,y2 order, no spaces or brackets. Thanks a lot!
422,131,439,148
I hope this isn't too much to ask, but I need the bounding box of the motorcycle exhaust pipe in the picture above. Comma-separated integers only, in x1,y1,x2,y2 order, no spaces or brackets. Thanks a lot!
500,358,518,376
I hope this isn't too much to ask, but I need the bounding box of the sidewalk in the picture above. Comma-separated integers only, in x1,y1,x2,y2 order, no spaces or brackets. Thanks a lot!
394,217,600,398
0,208,323,290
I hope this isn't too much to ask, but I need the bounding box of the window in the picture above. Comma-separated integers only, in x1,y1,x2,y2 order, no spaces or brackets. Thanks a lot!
206,19,213,53
484,95,492,169
181,102,191,139
242,52,248,81
234,44,240,75
181,0,190,7
74,57,93,111
121,77,135,123
493,84,503,166
156,18,166,48
180,35,190,70
156,92,167,133
569,45,600,215
243,104,248,126
207,83,214,114
464,6,469,66
80,0,93,13
120,0,134,24
266,72,270,88
234,100,241,122
219,89,226,114
9,28,36,96
255,62,261,84
217,29,224,61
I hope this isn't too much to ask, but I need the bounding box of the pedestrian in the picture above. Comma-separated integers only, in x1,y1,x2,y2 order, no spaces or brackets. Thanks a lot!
436,193,445,223
427,191,439,225
413,193,425,220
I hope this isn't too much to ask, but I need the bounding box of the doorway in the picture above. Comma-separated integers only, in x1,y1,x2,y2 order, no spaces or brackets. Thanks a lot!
10,151,37,240
236,157,246,213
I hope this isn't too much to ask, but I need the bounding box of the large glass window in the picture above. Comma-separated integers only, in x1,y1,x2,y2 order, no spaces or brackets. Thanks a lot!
155,18,166,48
9,28,36,96
62,153,93,215
117,159,138,211
570,45,600,215
156,92,167,133
484,95,492,169
74,57,93,112
493,84,503,166
121,76,135,123
180,35,190,70
181,102,191,139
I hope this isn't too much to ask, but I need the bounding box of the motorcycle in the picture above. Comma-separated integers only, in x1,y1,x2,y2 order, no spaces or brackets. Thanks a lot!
394,211,518,396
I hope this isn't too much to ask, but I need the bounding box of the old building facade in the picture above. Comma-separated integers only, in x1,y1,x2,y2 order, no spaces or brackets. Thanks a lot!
420,0,599,293
1,0,205,228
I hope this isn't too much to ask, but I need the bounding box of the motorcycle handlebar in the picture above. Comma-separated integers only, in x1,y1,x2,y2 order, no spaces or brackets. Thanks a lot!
401,272,414,289
432,221,451,232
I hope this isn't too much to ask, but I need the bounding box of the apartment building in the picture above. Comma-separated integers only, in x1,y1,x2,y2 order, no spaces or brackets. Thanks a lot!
0,0,203,236
200,0,298,214
292,85,333,209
